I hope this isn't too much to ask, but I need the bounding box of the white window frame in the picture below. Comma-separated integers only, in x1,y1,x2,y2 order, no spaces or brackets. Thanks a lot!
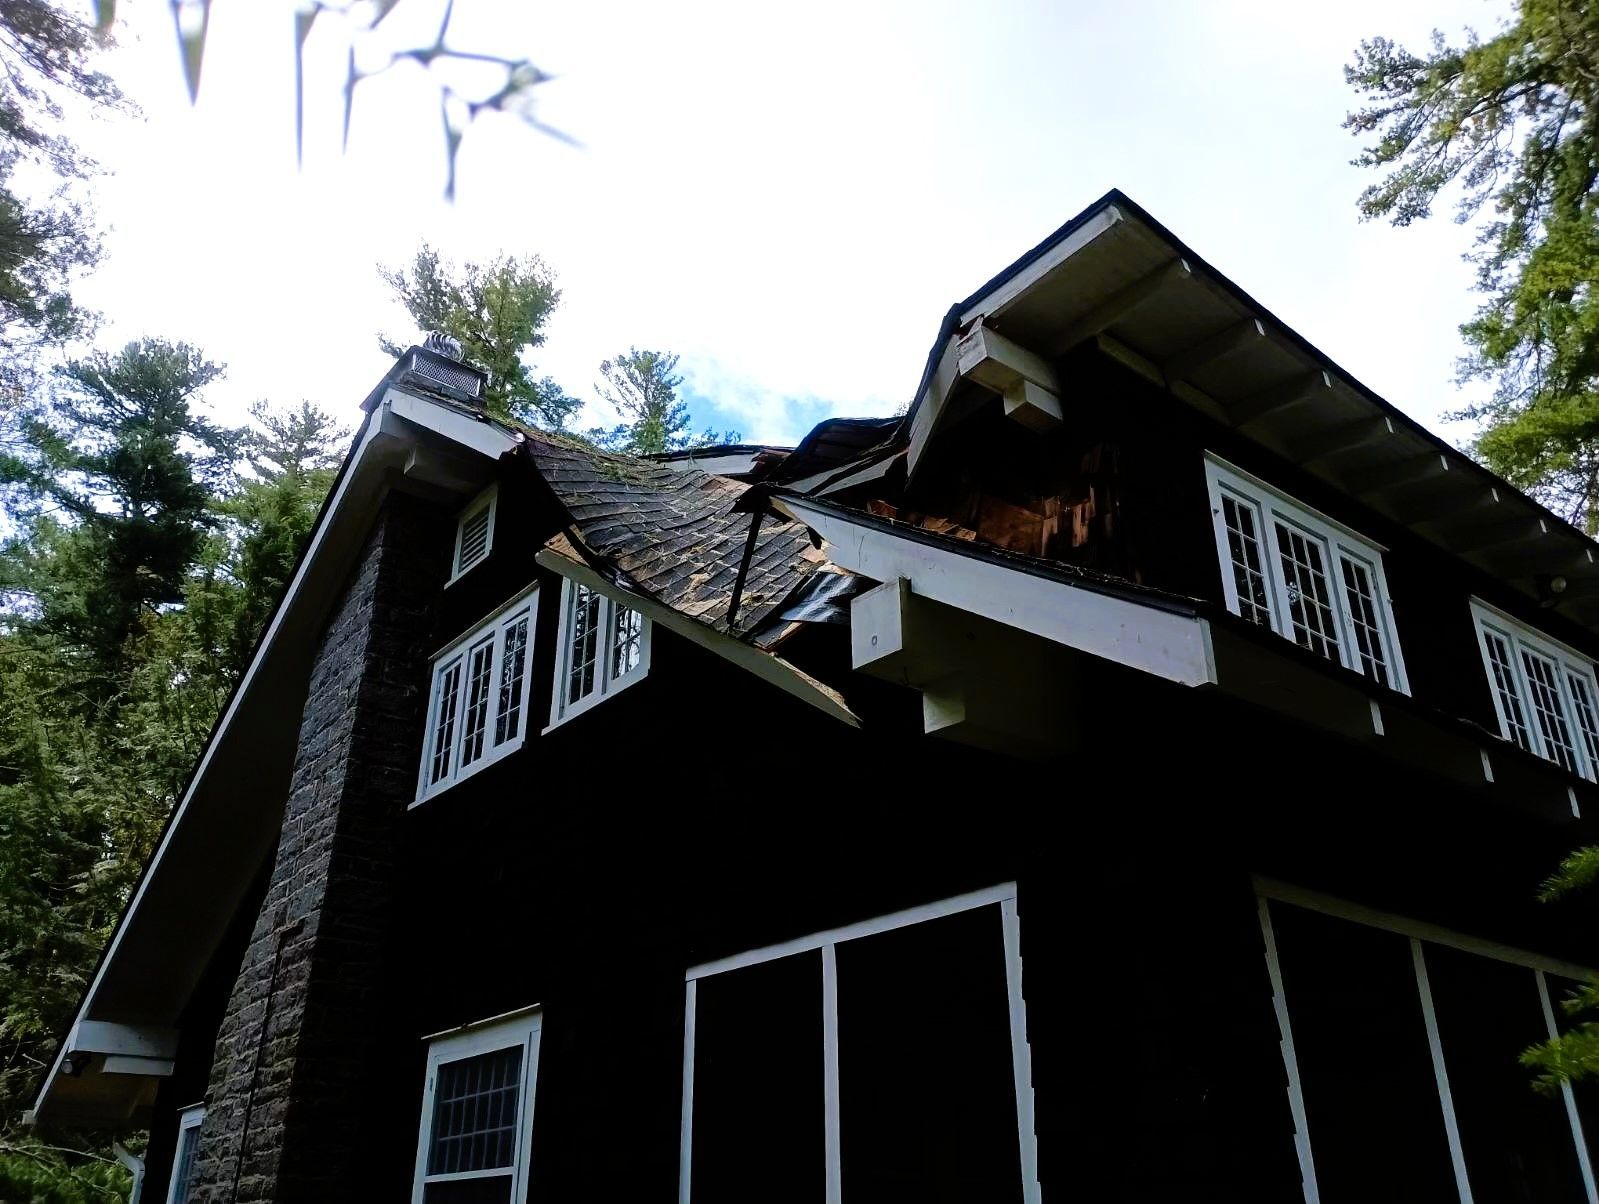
411,1007,542,1204
547,578,652,730
679,883,1040,1204
1204,454,1409,694
166,1103,205,1204
448,484,498,585
1470,597,1599,781
1256,876,1598,1204
414,585,538,805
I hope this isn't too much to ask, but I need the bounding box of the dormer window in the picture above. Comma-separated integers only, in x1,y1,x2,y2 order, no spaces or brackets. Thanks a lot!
1470,600,1599,780
548,579,651,728
451,485,498,582
1204,455,1408,693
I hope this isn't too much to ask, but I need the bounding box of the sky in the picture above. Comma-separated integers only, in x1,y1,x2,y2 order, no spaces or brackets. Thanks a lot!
66,0,1508,447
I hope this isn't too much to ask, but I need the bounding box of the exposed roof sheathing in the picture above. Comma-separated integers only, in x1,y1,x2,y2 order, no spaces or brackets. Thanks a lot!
522,430,828,635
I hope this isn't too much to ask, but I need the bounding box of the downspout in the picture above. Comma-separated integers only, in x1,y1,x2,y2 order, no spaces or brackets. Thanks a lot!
113,1142,144,1204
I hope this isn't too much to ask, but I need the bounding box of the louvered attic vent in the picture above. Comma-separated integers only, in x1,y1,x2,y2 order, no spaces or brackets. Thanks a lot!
452,486,497,582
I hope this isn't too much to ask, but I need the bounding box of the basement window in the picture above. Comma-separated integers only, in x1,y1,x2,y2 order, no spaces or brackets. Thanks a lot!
1470,599,1599,780
1204,455,1408,693
411,1008,542,1204
166,1104,204,1204
449,485,498,583
415,587,538,804
547,578,650,728
681,886,1039,1204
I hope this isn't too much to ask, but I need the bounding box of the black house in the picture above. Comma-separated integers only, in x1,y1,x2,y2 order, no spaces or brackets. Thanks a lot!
30,191,1599,1203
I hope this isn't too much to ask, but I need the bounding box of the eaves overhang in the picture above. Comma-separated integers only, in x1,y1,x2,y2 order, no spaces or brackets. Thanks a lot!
899,189,1599,638
32,387,518,1129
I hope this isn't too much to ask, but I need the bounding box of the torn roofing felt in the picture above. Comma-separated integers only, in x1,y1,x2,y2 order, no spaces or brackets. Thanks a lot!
520,429,832,636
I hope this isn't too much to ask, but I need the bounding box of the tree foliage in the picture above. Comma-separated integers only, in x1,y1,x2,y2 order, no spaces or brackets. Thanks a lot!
0,0,122,393
0,340,345,1193
587,347,739,455
379,243,579,429
1346,1,1599,530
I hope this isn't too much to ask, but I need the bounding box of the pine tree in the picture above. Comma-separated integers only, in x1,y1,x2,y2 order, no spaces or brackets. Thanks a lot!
587,348,739,455
1346,2,1599,529
0,339,235,684
378,243,578,428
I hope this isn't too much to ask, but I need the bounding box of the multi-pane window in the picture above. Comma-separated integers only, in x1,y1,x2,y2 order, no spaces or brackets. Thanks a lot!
417,589,538,803
1471,599,1599,781
166,1104,204,1204
1204,456,1407,693
411,1009,541,1204
549,577,651,727
450,485,498,582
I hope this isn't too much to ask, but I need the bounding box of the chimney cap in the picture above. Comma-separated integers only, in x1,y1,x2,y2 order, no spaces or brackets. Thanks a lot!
423,330,465,361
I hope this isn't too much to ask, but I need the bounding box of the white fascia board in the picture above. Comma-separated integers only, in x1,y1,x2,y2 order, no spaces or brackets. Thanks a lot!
960,205,1123,324
67,1020,179,1060
382,388,522,460
779,496,1216,689
534,548,862,728
36,387,517,1121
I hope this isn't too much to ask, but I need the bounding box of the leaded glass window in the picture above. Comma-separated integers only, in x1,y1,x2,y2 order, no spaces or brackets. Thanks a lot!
1472,601,1599,781
549,579,652,727
1205,456,1407,692
416,589,539,803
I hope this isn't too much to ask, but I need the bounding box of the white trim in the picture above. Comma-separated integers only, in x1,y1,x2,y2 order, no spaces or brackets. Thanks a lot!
679,884,1034,1204
821,943,842,1204
165,1104,205,1204
959,204,1124,324
777,495,1216,689
414,585,539,805
411,1009,542,1204
1257,897,1320,1204
446,483,498,585
384,388,521,460
678,979,696,1204
1411,940,1474,1203
545,576,653,730
1470,597,1599,781
535,547,861,728
1204,453,1409,694
685,882,1017,981
1001,897,1042,1204
1254,877,1596,981
1539,971,1599,1204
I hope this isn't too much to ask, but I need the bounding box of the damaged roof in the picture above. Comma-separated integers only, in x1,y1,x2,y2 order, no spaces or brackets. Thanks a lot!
521,429,831,636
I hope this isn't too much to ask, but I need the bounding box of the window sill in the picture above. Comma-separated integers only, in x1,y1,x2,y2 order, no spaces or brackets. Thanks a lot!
411,730,527,809
543,668,648,734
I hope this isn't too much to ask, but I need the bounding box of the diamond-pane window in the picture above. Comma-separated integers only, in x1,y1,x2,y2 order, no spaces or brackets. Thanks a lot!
1205,457,1406,692
417,590,538,802
550,579,652,727
1472,601,1599,781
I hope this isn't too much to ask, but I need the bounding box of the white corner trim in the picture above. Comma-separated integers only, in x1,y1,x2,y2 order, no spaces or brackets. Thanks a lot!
534,547,861,728
1257,897,1320,1204
384,388,520,460
1410,940,1473,1204
777,495,1215,689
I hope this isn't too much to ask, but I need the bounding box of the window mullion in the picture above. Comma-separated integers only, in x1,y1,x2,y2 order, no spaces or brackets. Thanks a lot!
1259,501,1296,638
597,597,616,697
1554,661,1593,781
1509,637,1550,760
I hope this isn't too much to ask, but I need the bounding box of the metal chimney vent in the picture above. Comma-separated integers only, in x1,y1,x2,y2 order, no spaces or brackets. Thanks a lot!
404,346,485,403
